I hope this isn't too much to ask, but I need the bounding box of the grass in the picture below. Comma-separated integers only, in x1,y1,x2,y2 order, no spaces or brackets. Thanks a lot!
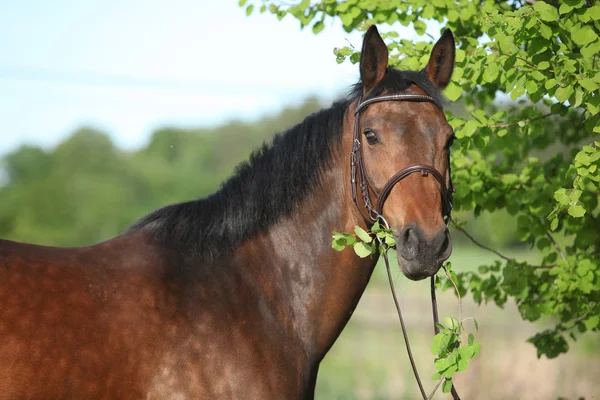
315,243,600,399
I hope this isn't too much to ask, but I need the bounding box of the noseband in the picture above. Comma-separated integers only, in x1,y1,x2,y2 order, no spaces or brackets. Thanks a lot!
350,93,454,225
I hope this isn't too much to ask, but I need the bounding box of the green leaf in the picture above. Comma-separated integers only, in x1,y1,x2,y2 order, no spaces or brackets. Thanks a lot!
345,235,356,246
459,345,474,360
413,20,427,35
537,61,550,70
443,364,457,379
567,204,586,217
539,23,552,39
579,78,599,92
245,4,254,16
332,238,346,251
550,217,559,231
353,242,374,258
422,4,435,19
444,316,459,330
434,357,450,371
545,79,558,90
385,234,396,247
526,80,538,94
371,220,381,233
572,26,598,46
472,342,482,356
457,357,469,372
585,316,599,330
482,63,499,83
460,120,479,138
555,86,574,102
312,21,324,34
354,226,372,243
447,9,460,22
468,333,475,346
502,174,519,185
554,188,569,205
582,43,600,60
535,2,559,21
442,379,453,393
238,0,247,6
559,3,573,14
511,85,525,100
585,4,600,20
445,81,462,101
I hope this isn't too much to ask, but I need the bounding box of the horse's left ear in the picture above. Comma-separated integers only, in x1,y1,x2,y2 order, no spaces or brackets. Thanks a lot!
360,25,389,94
423,29,455,90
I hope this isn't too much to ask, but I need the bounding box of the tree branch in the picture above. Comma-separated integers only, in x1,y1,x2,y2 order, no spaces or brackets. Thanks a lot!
546,230,569,264
487,113,552,129
516,56,555,73
451,222,557,269
451,222,515,262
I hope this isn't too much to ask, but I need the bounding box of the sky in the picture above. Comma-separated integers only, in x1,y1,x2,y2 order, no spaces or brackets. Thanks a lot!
0,0,432,156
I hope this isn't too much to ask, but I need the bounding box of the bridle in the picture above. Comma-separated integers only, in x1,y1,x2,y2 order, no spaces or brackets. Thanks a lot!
351,92,461,400
351,93,454,225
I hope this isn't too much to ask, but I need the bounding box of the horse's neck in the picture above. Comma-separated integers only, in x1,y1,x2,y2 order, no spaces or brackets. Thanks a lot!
233,159,377,362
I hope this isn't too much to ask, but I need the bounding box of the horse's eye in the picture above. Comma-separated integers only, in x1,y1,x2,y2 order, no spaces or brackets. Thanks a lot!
445,135,456,150
363,129,379,145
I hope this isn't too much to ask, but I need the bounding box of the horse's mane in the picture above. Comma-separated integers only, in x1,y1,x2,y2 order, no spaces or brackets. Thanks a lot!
129,68,445,260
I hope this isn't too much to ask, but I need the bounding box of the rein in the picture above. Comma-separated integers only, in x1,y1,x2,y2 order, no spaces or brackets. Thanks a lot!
351,93,461,400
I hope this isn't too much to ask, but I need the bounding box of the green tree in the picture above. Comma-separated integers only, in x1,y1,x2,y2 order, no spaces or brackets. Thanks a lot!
244,0,600,360
0,99,323,247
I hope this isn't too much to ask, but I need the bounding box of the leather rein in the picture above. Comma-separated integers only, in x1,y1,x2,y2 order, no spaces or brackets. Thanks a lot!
351,93,461,400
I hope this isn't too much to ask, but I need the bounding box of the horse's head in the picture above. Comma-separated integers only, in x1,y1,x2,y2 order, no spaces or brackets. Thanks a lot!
353,26,455,280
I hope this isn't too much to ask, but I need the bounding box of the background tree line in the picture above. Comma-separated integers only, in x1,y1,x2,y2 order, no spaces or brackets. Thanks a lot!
0,98,322,246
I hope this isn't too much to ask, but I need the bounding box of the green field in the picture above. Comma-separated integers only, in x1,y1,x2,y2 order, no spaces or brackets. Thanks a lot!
316,243,600,400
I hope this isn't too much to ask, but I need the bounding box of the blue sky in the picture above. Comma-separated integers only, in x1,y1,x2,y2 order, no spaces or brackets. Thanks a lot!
0,0,428,156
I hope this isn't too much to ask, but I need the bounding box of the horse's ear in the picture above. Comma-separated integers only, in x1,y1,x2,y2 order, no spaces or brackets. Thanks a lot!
423,29,455,90
360,25,388,94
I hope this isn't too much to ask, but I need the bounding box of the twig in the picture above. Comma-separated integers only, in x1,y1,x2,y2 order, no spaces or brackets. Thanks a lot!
444,266,464,341
546,230,569,264
531,264,556,269
451,222,515,262
451,222,557,269
487,113,552,129
428,377,444,399
515,56,555,73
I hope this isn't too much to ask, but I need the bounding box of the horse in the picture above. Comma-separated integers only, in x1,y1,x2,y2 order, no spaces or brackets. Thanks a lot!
0,25,455,399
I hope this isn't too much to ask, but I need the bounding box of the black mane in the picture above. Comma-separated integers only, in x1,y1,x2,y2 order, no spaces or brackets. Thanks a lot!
130,68,445,259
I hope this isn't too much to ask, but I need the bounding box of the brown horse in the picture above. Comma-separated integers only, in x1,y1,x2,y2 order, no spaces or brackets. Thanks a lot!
0,26,455,399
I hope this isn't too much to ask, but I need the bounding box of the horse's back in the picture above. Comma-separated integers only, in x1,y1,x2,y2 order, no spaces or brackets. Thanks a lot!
0,234,185,399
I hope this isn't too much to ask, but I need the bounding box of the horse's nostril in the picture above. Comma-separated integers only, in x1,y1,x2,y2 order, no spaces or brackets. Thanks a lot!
398,225,419,261
432,228,452,261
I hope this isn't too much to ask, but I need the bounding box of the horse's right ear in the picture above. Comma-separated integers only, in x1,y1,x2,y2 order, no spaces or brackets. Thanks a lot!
423,29,455,90
360,25,388,95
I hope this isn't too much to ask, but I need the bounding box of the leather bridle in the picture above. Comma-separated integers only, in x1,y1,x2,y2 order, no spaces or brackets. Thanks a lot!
351,92,461,400
351,93,454,226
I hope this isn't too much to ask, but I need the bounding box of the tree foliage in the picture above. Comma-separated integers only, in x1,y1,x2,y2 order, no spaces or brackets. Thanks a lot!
245,0,600,359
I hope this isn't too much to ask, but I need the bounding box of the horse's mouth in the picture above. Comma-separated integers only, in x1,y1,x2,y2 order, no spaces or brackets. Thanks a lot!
397,253,442,281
